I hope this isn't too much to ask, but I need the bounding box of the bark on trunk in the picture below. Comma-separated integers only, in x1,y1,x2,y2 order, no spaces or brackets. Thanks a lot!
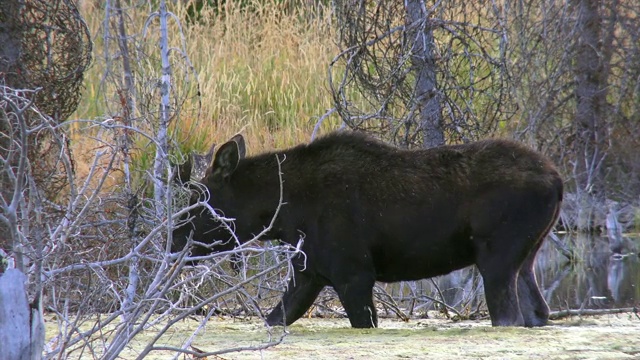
0,269,44,360
572,0,609,231
1,0,26,250
0,0,24,85
406,0,445,149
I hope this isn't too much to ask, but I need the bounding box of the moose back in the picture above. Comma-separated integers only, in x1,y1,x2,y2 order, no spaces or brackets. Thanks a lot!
172,132,563,328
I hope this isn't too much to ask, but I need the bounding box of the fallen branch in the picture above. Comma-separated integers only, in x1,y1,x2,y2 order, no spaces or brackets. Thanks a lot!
373,285,410,322
549,307,639,320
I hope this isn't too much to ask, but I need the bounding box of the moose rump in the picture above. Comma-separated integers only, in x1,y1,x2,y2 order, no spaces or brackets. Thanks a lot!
172,132,563,328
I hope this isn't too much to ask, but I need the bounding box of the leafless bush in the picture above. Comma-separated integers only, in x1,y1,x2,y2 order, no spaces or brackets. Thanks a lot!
0,0,307,357
0,83,302,359
2,0,92,123
506,0,640,233
327,0,513,148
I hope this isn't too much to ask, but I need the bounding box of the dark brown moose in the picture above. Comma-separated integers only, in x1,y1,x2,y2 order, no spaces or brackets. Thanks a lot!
172,132,563,328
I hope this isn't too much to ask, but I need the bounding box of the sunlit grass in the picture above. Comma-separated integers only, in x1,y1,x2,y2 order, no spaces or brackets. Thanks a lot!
73,0,341,162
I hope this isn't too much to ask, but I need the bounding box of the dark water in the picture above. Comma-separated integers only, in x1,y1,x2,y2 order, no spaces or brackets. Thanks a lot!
536,235,640,310
379,234,639,315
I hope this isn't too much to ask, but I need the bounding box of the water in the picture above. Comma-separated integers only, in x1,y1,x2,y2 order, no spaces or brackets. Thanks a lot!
378,234,639,316
537,235,640,310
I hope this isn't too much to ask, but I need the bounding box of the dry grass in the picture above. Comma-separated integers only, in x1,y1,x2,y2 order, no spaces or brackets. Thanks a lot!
74,0,340,160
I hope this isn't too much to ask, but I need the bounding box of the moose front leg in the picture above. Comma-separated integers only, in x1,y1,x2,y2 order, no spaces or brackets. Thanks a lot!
266,271,324,326
332,273,378,328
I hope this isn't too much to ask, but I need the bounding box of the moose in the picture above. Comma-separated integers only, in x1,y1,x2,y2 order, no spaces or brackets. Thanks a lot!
172,131,563,328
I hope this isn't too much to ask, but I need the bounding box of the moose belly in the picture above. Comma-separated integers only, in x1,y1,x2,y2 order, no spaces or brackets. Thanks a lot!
372,240,476,283
369,204,475,283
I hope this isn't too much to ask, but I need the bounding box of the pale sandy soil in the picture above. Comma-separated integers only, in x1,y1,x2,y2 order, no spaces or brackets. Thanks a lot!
69,313,639,359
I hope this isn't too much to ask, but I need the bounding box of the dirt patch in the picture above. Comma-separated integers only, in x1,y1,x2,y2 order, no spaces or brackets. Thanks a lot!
75,313,640,359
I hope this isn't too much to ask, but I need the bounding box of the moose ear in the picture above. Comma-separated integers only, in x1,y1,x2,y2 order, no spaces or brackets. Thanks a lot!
210,139,241,180
229,134,246,159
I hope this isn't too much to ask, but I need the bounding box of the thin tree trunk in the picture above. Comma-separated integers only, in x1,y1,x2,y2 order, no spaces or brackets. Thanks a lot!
0,0,24,84
572,0,609,231
0,4,44,353
112,0,140,345
114,0,135,189
406,0,444,149
154,0,171,219
0,0,25,251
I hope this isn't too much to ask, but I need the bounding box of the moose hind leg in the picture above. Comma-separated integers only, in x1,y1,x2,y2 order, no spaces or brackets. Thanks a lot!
518,201,560,327
472,188,559,326
517,251,549,327
266,272,324,326
476,257,524,326
332,273,378,328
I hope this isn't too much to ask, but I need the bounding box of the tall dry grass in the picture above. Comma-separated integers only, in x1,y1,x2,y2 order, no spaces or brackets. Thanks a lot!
73,0,340,159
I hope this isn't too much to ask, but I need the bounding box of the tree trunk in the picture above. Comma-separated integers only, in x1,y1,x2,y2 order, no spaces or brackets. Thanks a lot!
155,0,171,219
0,0,25,251
0,0,24,84
0,269,44,360
572,0,609,231
406,0,444,149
